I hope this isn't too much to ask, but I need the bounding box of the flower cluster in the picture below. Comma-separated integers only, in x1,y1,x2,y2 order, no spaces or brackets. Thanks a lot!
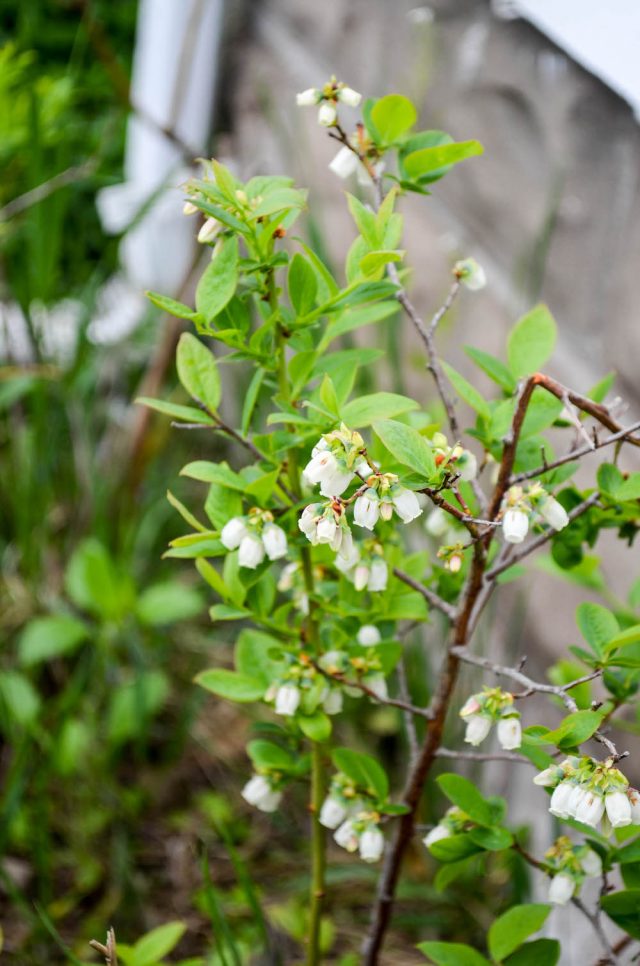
265,652,343,718
318,646,388,703
241,772,283,813
431,433,478,482
329,125,384,187
426,507,472,574
353,472,422,529
501,483,570,544
335,538,388,592
220,509,287,569
296,77,361,126
302,426,370,497
299,501,355,560
534,756,640,834
459,687,522,749
544,836,603,906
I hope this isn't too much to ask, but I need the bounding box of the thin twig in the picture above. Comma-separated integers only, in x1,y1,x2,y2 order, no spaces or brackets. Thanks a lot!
313,664,434,720
397,659,420,765
511,419,640,485
573,896,619,965
392,568,456,620
89,927,118,966
0,159,99,220
435,748,534,764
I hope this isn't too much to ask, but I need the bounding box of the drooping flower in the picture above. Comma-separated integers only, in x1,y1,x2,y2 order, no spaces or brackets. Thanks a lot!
303,449,353,497
549,781,576,819
423,825,452,848
359,825,384,862
538,495,570,531
274,684,301,717
574,790,605,828
220,517,249,550
329,145,360,179
548,872,575,906
503,508,529,544
241,774,282,812
354,489,380,530
337,86,362,107
262,523,288,560
364,674,388,702
581,849,603,877
320,796,349,829
296,88,320,106
368,558,389,592
197,217,220,244
605,790,632,828
454,257,486,291
391,485,422,523
464,715,492,746
334,819,359,852
425,507,449,537
238,533,266,569
357,625,381,646
318,102,337,127
497,715,522,750
628,787,640,824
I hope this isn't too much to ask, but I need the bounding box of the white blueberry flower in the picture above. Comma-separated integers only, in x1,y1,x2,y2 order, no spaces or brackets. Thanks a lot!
566,783,588,818
359,826,384,863
574,790,605,828
319,796,349,829
238,533,266,569
183,201,198,215
503,508,529,544
447,552,463,574
299,504,322,544
464,714,492,746
549,781,576,819
391,486,422,523
354,489,380,530
497,715,522,750
323,688,343,715
329,145,360,179
581,849,603,878
278,562,298,592
220,516,249,550
605,790,632,828
423,825,451,848
274,684,301,717
357,625,381,646
318,102,337,127
368,558,388,592
357,159,385,188
628,788,640,824
426,508,449,538
303,449,353,497
197,217,220,244
456,450,478,482
365,674,388,702
296,87,320,106
355,457,374,477
455,257,486,291
548,872,575,906
533,766,561,787
241,775,281,812
539,496,570,531
316,516,338,545
262,523,288,560
334,819,359,852
354,563,370,592
337,86,362,107
336,527,356,562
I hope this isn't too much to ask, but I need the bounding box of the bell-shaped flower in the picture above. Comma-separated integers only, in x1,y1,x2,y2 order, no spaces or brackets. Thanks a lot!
319,795,349,829
549,781,576,819
464,714,492,746
183,201,198,215
296,88,320,106
329,145,360,179
357,625,381,646
574,790,605,828
581,849,603,878
318,102,337,126
303,449,353,497
605,790,632,828
197,217,220,244
262,522,288,561
456,449,478,482
566,783,588,818
503,508,529,544
359,826,384,863
628,788,640,824
241,774,282,813
497,715,522,750
354,489,380,530
533,765,561,787
274,683,301,717
238,533,266,569
299,504,322,544
220,516,249,550
455,257,486,291
539,496,569,531
337,86,361,106
425,507,449,537
391,486,422,523
423,825,451,848
367,558,388,592
548,872,575,906
334,818,359,852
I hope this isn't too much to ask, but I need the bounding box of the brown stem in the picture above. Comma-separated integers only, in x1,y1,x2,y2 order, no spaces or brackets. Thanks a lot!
511,419,640,485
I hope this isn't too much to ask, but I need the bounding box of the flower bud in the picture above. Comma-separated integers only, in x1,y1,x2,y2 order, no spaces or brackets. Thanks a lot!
497,715,522,750
365,674,388,702
296,88,320,106
329,145,359,179
456,450,478,482
183,201,198,215
423,825,451,848
359,826,384,863
425,508,449,537
605,790,632,829
241,774,281,812
503,508,529,544
319,795,348,829
318,102,338,126
548,872,575,905
357,625,381,646
454,257,486,291
354,564,370,591
197,217,220,244
238,533,266,570
533,766,560,787
539,496,569,531
262,522,288,561
581,849,603,878
220,516,248,550
274,684,301,717
464,714,492,746
316,516,338,545
337,86,362,107
334,819,359,852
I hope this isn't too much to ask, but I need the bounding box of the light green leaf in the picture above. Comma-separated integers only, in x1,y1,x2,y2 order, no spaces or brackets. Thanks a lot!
146,291,199,321
359,250,404,277
288,253,317,315
417,941,491,965
247,739,297,773
235,629,285,685
299,711,332,742
0,672,41,727
331,748,389,799
346,194,380,248
107,671,170,745
403,140,483,180
488,904,550,961
135,397,215,425
464,346,516,393
373,419,435,478
195,235,239,323
136,582,203,626
576,602,619,657
180,461,245,489
541,710,604,749
18,615,89,666
133,921,186,966
436,773,493,827
441,362,490,420
370,94,417,144
195,668,265,702
507,304,557,378
176,333,221,411
341,392,418,428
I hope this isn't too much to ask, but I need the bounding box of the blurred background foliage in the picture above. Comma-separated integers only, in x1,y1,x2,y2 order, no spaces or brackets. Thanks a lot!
0,4,534,963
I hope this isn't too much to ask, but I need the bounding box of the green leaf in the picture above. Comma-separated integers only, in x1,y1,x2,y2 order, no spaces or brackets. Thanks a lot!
0,671,41,727
18,615,89,666
299,711,332,742
135,397,215,425
195,235,239,323
597,463,624,499
601,889,640,940
241,367,265,435
464,346,516,393
441,362,490,420
176,333,221,411
64,538,134,622
417,941,491,965
251,187,306,218
180,461,245,489
428,833,483,864
235,629,285,685
436,773,493,826
359,250,403,277
195,668,265,702
133,921,186,966
520,390,563,438
346,194,380,248
331,748,389,799
288,253,317,315
619,473,640,501
504,939,560,966
541,710,604,749
136,582,203,626
373,419,435,478
403,140,483,180
341,392,418,428
488,904,550,962
576,602,619,657
507,304,557,378
146,291,199,321
319,374,340,416
247,739,296,773
606,625,640,654
587,371,615,405
107,671,169,745
468,826,513,851
370,94,417,144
